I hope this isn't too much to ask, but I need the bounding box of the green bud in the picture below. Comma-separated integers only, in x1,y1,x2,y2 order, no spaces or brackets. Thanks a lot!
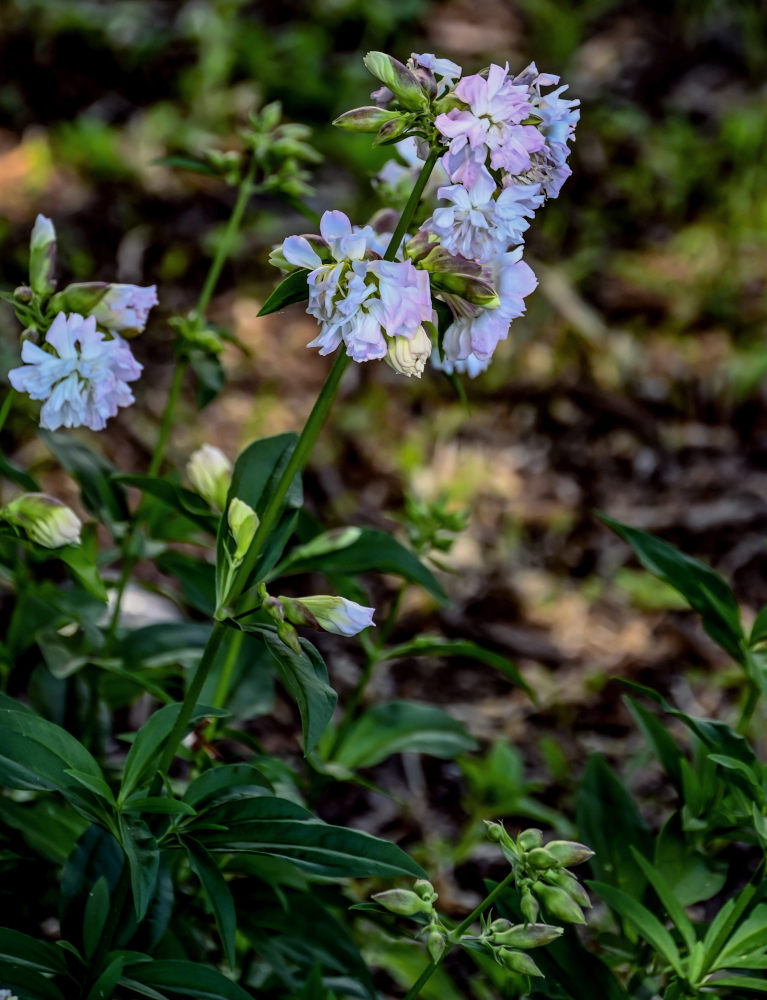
277,620,301,654
428,269,500,307
518,829,543,851
484,820,506,843
227,497,259,562
427,928,447,962
363,52,428,111
279,594,374,637
547,870,591,907
520,889,539,924
534,884,586,925
496,948,543,977
527,847,559,870
490,923,563,949
13,285,33,303
20,326,39,344
373,115,416,146
29,214,56,297
2,493,82,548
333,106,403,133
373,889,432,917
543,841,595,867
186,444,232,511
414,879,438,902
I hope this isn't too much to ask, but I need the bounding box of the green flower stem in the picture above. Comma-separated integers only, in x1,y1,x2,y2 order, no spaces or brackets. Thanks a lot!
737,680,760,734
402,870,516,1000
0,388,15,438
384,146,439,262
107,158,259,642
155,619,228,781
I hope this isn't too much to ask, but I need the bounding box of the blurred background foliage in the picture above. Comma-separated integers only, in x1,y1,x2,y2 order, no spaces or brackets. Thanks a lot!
1,0,767,843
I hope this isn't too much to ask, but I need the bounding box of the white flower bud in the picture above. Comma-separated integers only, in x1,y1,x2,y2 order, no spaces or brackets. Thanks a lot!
385,325,432,378
2,493,82,548
29,214,56,297
227,497,259,562
186,444,232,510
280,595,374,636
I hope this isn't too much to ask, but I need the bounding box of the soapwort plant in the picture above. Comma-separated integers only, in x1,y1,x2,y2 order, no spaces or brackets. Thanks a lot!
0,47,764,1000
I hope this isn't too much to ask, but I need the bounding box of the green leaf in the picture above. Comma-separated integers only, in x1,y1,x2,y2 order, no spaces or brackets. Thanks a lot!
382,637,530,695
0,452,38,491
153,154,220,175
119,700,228,801
183,763,273,809
576,754,653,897
191,795,425,878
64,769,116,805
190,352,225,409
58,537,108,601
630,848,696,952
0,959,66,1000
599,515,746,665
120,814,159,920
329,700,477,770
717,903,767,964
40,431,128,530
654,815,727,906
0,927,70,975
589,881,685,975
184,838,237,967
116,475,219,534
60,825,124,940
82,876,110,961
258,269,310,316
625,696,684,787
705,976,767,992
85,955,125,1000
272,527,447,603
0,707,110,822
247,626,336,754
749,606,767,646
120,796,197,817
123,958,256,999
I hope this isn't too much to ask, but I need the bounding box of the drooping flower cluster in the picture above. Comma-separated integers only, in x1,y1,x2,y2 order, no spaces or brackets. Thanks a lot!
6,215,156,430
274,51,577,379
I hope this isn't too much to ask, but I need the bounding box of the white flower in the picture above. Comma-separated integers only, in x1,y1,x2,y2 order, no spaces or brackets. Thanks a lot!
281,211,432,364
91,283,158,334
426,167,543,259
186,444,232,510
443,249,537,363
386,325,432,378
8,312,142,431
2,493,82,548
431,347,490,378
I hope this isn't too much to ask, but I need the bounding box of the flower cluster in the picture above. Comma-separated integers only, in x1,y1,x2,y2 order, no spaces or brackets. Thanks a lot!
273,51,578,378
6,215,156,431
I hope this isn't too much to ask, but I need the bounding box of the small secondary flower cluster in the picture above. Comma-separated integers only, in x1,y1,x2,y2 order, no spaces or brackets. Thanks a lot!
6,215,156,430
272,51,578,378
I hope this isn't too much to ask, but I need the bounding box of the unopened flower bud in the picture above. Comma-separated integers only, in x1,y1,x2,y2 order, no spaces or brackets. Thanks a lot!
386,326,432,378
280,595,374,637
49,281,109,317
373,889,432,917
363,52,429,112
534,884,586,925
277,620,301,654
20,326,39,344
186,444,232,511
427,928,447,962
2,493,81,548
13,285,33,303
518,829,543,851
496,948,543,977
527,847,558,870
484,820,506,843
520,889,539,924
490,923,563,949
543,841,595,867
29,214,56,297
333,106,404,133
227,497,258,562
414,879,438,902
547,870,592,907
373,115,415,147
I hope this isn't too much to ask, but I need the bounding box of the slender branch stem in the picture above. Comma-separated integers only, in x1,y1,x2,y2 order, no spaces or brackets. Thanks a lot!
737,680,760,734
0,388,15,438
402,871,516,1000
155,620,227,781
384,147,439,262
148,360,188,477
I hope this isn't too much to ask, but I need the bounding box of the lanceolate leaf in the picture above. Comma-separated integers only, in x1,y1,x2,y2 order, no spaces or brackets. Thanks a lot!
123,959,254,1000
589,881,685,975
116,475,219,533
257,269,310,316
184,838,237,967
0,959,66,1000
190,795,425,879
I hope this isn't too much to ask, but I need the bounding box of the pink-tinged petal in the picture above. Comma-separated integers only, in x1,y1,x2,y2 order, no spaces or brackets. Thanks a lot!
454,73,487,111
485,62,510,100
282,235,321,270
435,110,475,141
319,210,352,243
45,312,77,358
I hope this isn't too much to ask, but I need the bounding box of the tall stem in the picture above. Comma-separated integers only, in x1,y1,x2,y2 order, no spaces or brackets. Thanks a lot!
159,149,441,778
402,871,516,1000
